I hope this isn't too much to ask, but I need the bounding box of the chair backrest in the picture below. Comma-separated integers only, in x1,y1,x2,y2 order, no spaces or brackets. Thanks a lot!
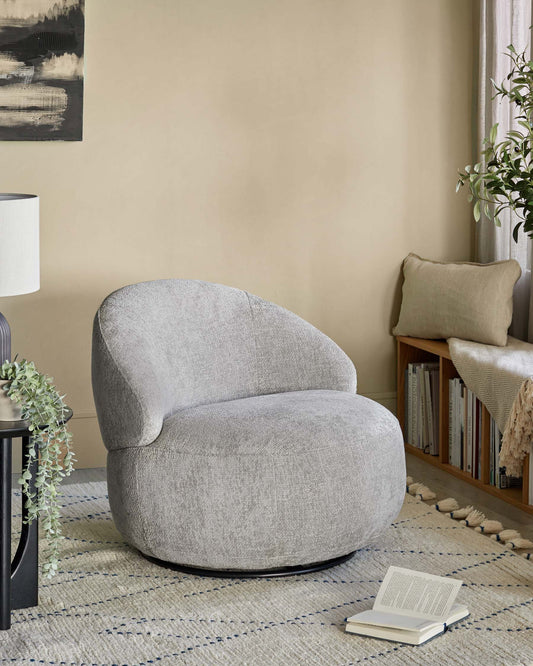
92,279,356,450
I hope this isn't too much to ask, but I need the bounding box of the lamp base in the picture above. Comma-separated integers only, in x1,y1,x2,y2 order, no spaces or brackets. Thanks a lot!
0,314,10,365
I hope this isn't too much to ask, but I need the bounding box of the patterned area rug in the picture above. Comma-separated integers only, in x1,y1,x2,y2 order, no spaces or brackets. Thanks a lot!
2,481,532,665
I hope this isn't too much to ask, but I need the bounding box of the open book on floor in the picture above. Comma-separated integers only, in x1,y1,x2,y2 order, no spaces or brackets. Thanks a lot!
345,566,469,645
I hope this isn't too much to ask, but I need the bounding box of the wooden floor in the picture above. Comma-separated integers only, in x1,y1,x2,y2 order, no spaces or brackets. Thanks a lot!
407,453,533,541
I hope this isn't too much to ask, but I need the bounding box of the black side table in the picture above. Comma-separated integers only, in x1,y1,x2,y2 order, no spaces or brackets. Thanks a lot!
0,407,72,630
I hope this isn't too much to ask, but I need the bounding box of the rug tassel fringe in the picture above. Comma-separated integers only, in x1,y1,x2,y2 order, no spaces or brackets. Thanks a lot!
460,510,485,528
506,538,533,550
475,520,504,534
414,485,436,501
432,498,459,513
490,529,521,543
448,505,474,520
405,476,532,560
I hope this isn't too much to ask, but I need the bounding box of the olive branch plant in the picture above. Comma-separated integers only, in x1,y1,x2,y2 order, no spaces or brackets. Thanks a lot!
457,43,533,240
1,358,74,577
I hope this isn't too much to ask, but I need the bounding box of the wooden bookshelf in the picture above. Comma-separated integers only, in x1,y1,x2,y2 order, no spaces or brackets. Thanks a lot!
397,335,533,516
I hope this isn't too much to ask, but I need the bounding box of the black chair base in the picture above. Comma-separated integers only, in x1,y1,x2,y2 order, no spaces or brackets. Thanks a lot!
142,550,356,578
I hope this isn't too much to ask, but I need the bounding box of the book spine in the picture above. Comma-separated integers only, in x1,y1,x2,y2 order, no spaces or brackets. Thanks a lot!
420,367,425,451
408,364,414,446
474,399,478,479
425,369,433,454
451,379,456,467
461,387,464,471
529,452,533,505
413,365,419,448
432,369,439,456
448,378,454,465
458,380,463,468
490,417,494,485
404,368,409,443
460,384,465,470
477,400,482,479
454,379,461,469
497,426,502,488
419,365,428,452
466,389,472,476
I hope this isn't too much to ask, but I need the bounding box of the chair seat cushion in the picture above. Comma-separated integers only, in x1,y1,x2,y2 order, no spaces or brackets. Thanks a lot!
107,390,405,571
158,389,399,456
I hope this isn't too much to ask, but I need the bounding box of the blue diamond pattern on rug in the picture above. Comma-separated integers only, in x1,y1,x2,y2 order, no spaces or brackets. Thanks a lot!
2,481,532,665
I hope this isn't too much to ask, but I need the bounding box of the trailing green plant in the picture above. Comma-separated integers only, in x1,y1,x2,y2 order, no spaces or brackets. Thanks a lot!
1,358,74,577
457,43,533,240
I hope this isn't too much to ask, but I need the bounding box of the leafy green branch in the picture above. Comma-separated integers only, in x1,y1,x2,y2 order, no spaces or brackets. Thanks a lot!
457,43,533,241
1,358,74,577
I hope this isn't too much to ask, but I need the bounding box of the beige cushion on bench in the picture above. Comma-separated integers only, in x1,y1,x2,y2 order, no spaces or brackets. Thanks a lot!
393,253,521,347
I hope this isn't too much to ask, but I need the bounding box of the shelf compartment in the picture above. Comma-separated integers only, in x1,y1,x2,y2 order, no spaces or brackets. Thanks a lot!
398,336,532,515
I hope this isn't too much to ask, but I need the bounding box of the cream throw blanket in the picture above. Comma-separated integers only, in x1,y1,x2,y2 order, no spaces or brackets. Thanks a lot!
448,336,533,478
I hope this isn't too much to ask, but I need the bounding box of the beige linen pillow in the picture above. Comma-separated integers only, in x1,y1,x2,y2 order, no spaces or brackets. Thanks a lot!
392,253,521,346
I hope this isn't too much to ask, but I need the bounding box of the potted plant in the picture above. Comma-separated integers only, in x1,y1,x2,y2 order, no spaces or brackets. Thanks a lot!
457,44,533,240
1,358,74,577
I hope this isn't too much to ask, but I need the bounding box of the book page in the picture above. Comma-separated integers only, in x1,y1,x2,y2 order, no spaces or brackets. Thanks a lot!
373,566,463,621
346,610,439,632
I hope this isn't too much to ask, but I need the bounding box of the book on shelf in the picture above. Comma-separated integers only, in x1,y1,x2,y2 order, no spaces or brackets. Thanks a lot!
449,378,463,469
530,453,533,505
429,369,439,455
490,422,521,489
447,383,522,489
345,566,469,645
418,365,426,451
448,378,483,478
465,388,473,475
475,397,482,479
405,362,439,454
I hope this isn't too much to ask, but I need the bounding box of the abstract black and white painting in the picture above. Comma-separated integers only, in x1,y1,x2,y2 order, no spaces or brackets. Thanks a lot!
0,0,84,141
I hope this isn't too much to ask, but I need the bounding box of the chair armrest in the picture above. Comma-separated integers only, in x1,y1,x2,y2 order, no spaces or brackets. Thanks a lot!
92,311,166,451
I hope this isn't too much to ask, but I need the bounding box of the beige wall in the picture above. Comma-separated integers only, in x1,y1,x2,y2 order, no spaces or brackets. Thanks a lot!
1,0,474,468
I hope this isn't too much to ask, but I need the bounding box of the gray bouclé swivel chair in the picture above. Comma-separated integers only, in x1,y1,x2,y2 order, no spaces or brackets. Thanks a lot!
92,280,405,576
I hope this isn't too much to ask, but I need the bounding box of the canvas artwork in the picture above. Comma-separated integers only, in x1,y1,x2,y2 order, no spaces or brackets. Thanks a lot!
0,0,84,141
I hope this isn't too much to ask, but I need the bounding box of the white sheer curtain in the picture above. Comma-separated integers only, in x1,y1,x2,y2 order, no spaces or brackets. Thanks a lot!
476,0,533,341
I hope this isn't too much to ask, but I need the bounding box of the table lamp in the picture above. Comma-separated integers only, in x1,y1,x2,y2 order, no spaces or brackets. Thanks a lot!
0,194,39,363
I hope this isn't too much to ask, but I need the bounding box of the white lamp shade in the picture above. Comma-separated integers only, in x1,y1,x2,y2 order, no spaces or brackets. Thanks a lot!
0,194,39,297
